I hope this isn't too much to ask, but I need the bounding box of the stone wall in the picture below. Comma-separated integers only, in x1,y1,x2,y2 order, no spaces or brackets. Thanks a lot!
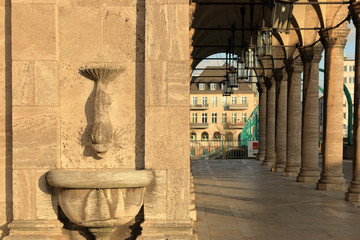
0,0,191,239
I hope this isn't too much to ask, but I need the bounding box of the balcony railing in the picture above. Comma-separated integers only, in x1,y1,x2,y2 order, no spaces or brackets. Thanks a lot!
225,103,248,110
190,103,209,110
190,123,209,129
228,122,246,129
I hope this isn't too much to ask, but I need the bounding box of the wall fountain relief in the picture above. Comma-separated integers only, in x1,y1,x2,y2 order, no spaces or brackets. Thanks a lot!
48,68,153,240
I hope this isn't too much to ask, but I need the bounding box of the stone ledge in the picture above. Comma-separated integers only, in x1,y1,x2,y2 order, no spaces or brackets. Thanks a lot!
4,220,65,240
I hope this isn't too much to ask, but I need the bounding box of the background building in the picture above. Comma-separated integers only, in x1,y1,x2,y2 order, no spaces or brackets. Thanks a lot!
343,58,355,138
190,66,258,142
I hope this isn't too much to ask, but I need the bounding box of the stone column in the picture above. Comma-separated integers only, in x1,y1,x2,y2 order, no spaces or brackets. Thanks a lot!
317,27,350,191
141,1,193,239
263,76,276,166
283,59,303,177
347,1,360,202
297,46,323,183
274,68,287,172
256,79,266,161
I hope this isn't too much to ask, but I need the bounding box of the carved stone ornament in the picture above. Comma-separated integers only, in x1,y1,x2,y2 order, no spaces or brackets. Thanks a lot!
79,68,124,158
319,27,350,49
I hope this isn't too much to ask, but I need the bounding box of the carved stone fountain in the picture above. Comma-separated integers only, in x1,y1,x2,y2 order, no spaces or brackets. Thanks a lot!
47,68,153,240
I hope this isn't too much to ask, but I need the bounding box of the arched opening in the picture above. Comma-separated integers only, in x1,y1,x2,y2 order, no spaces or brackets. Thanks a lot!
201,131,209,140
213,132,221,140
225,132,233,140
190,132,197,141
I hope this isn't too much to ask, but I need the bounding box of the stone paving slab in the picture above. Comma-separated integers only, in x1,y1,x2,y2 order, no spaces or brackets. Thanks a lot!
192,159,360,240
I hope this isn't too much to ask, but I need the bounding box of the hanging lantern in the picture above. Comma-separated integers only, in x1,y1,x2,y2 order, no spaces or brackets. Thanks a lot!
257,28,272,57
272,0,293,34
245,46,257,69
227,67,238,88
237,59,248,79
222,80,233,96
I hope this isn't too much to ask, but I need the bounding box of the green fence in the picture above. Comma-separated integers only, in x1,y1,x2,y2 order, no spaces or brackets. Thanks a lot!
190,140,251,160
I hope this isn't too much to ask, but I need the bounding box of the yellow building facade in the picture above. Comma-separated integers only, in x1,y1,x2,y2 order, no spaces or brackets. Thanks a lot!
189,67,258,142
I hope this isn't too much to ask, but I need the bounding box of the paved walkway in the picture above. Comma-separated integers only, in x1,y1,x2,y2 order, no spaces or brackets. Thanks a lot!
192,159,360,240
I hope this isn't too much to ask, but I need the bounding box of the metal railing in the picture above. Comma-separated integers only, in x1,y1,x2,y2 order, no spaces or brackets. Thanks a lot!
190,140,250,160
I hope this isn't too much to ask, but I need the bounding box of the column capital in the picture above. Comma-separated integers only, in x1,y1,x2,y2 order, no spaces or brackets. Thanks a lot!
264,76,274,89
299,46,323,64
349,1,360,27
319,27,350,49
285,58,303,74
273,68,286,82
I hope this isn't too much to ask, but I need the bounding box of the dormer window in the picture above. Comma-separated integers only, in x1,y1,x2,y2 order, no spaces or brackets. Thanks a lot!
199,83,205,90
210,83,216,90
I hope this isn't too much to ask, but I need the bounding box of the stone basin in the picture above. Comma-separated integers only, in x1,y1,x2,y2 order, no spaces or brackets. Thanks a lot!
47,169,153,239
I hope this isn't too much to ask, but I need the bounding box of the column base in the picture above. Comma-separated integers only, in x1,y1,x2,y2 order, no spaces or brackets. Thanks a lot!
4,220,65,240
272,165,285,173
297,170,320,183
138,219,194,240
256,154,265,161
282,169,300,177
345,192,360,203
317,182,347,191
262,158,274,166
317,174,347,191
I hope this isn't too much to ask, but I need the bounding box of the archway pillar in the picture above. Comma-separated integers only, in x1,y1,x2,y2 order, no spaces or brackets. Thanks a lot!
263,76,276,166
256,79,267,161
347,1,360,202
297,46,323,183
274,68,287,172
283,59,303,177
317,27,350,191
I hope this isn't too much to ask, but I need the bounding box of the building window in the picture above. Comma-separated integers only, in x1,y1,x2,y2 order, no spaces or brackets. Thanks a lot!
344,113,346,119
231,97,237,104
211,97,217,107
231,113,237,123
202,113,207,123
240,113,247,123
201,132,209,140
191,113,197,123
221,96,227,107
190,132,196,141
241,96,247,104
212,113,217,123
192,97,197,106
344,77,347,83
202,97,208,106
210,83,216,90
221,113,227,123
199,83,205,90
344,66,347,72
350,66,353,72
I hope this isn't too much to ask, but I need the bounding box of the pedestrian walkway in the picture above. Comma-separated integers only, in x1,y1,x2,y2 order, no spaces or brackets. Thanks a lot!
191,159,360,240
